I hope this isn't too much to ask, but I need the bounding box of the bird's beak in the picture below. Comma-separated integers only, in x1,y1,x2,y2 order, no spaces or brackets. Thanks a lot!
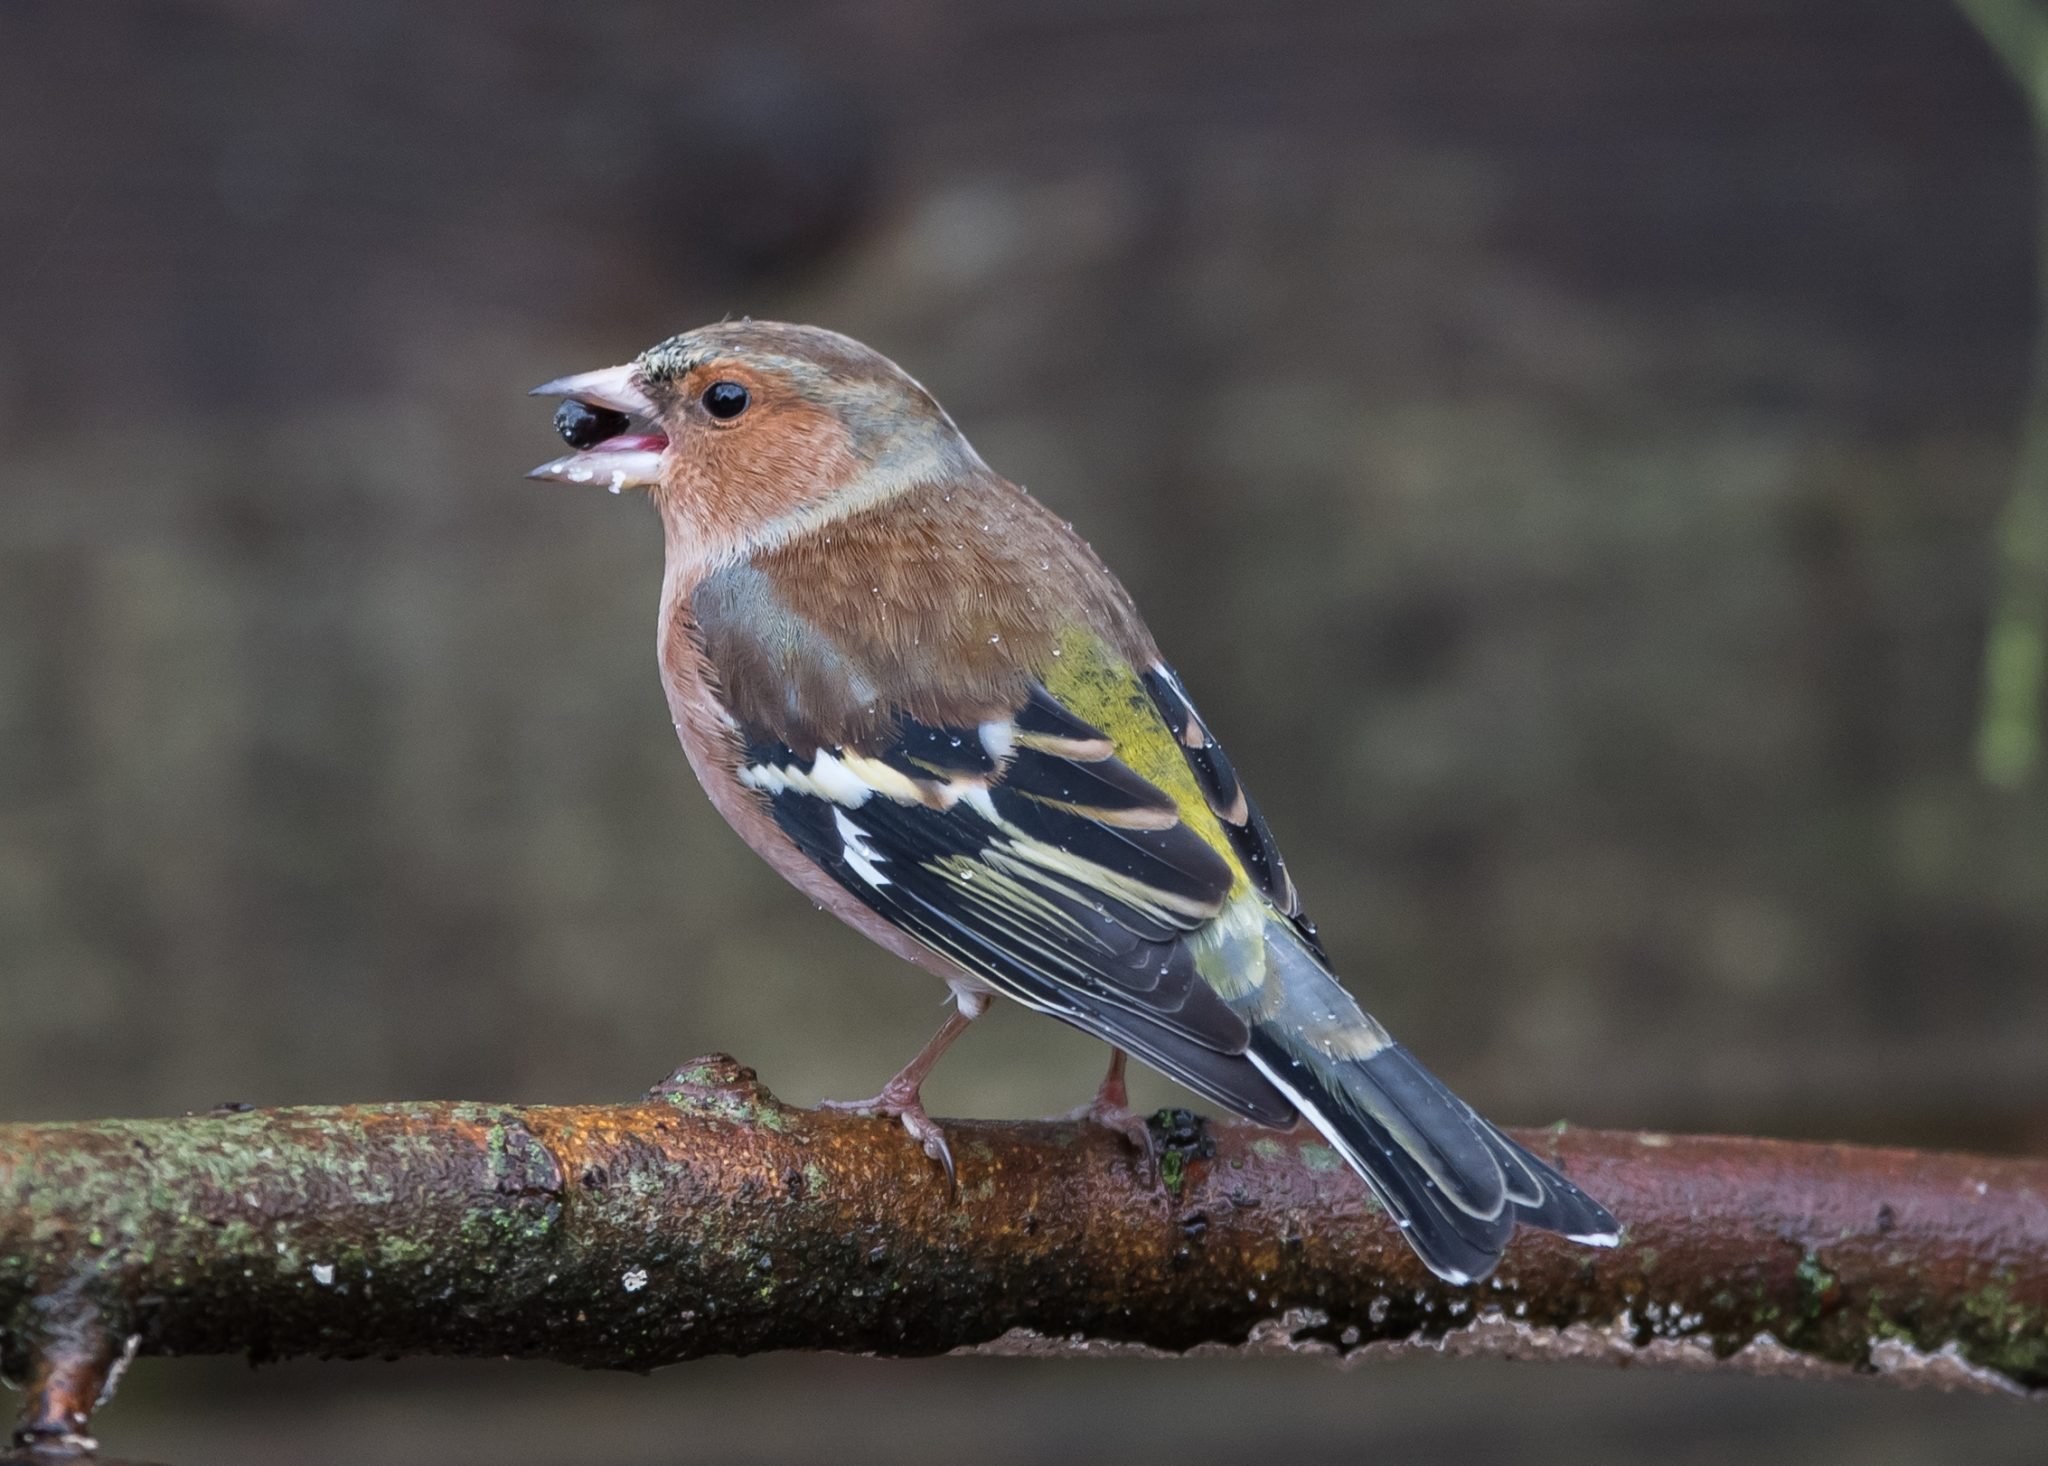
530,364,656,417
528,364,667,492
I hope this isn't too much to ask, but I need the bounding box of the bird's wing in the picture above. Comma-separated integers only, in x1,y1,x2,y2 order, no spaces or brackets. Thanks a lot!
706,595,1297,1124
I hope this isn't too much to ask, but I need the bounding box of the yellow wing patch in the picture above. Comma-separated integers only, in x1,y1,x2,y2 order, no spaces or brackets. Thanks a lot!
1040,627,1250,893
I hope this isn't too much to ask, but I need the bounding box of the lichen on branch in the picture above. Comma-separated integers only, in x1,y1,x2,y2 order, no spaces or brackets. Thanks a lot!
3,1055,2043,1452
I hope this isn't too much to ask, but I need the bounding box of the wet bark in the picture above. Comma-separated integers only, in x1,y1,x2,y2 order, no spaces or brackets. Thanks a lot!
3,1056,2043,1453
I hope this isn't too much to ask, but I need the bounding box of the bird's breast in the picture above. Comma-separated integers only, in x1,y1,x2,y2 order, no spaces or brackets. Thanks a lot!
654,558,971,986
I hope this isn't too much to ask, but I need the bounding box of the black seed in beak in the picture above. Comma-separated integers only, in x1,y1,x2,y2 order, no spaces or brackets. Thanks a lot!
555,399,632,450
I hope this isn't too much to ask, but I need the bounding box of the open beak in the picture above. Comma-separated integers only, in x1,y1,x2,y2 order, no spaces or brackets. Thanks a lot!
528,364,667,492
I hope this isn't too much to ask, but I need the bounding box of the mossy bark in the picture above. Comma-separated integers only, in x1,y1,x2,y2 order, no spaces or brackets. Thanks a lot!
3,1056,2043,1452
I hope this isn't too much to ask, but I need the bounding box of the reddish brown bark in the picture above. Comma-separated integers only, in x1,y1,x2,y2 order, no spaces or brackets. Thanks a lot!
3,1056,2042,1454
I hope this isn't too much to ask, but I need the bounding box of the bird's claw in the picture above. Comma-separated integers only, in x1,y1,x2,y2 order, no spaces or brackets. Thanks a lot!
1065,1096,1157,1182
1054,1050,1158,1181
818,1087,956,1190
905,1111,957,1190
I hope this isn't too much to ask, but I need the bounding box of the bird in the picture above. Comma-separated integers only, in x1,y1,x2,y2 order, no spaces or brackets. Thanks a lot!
529,320,1619,1284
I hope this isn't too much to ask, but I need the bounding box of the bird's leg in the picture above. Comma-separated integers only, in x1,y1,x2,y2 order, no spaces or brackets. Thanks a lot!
817,991,987,1186
1062,1047,1157,1174
1093,1046,1133,1112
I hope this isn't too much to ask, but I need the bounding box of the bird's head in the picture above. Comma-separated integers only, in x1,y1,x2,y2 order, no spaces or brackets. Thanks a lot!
531,320,983,562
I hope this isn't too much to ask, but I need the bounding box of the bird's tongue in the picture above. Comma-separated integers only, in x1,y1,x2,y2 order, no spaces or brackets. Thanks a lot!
589,433,666,454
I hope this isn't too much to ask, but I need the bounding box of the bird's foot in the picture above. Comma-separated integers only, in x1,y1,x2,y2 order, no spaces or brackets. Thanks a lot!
1069,1097,1158,1180
1057,1050,1156,1181
816,1003,979,1188
818,1083,956,1188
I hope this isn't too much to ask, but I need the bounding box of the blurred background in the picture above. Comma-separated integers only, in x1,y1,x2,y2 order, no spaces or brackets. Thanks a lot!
3,1,2045,1460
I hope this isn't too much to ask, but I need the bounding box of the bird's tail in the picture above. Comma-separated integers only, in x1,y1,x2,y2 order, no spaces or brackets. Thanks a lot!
1237,917,1619,1284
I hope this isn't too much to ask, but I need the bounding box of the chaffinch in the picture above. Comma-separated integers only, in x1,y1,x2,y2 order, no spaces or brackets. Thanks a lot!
531,321,1617,1283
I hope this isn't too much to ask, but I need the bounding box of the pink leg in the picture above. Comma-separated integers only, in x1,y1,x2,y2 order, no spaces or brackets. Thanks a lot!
819,993,986,1185
1096,1047,1132,1111
1062,1047,1157,1171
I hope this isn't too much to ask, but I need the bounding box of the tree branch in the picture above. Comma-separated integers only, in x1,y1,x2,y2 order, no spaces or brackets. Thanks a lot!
2,1056,2042,1451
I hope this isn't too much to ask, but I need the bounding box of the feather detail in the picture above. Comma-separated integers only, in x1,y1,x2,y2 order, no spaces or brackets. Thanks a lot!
1141,664,1312,939
689,478,1156,752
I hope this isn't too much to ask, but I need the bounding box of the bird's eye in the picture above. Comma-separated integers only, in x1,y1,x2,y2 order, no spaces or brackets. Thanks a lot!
555,400,630,450
702,381,750,420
